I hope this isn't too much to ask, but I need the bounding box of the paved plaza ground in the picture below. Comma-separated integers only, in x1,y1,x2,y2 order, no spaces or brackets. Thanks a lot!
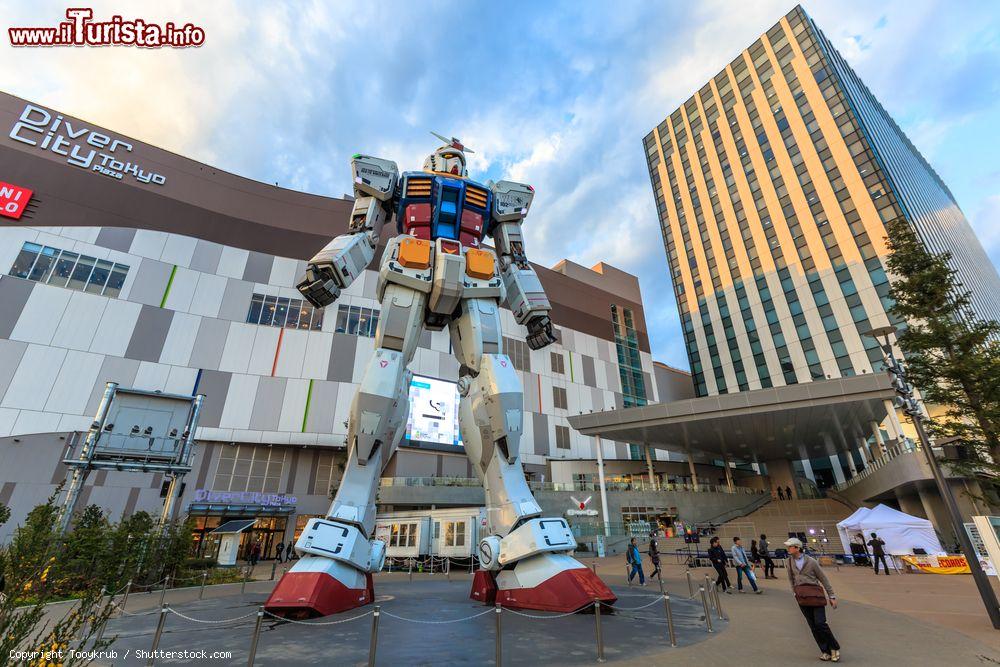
87,556,1000,665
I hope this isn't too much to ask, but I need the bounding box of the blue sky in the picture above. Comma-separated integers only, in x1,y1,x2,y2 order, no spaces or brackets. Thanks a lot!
3,1,999,369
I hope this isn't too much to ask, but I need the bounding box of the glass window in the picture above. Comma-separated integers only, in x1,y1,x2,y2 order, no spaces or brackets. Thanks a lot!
335,305,349,333
104,263,129,298
310,305,324,331
297,303,313,330
28,246,57,283
247,294,265,324
85,259,113,294
9,242,41,278
272,297,289,327
260,295,278,326
357,307,371,337
368,310,378,336
67,255,96,291
285,298,301,329
347,305,361,335
48,251,78,287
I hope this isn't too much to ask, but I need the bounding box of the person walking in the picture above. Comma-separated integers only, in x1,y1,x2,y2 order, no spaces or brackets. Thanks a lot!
760,534,776,579
731,536,761,594
708,536,732,594
626,537,646,586
275,541,285,564
868,532,891,575
777,486,785,501
648,531,662,580
785,537,841,662
751,539,762,567
785,485,793,500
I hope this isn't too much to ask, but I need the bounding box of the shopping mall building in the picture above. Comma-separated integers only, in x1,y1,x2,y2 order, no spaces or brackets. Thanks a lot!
0,91,751,556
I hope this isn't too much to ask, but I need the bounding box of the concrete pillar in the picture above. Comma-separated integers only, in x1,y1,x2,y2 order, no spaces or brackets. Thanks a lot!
870,421,887,456
857,435,874,465
883,400,905,445
764,458,795,498
916,487,953,544
822,433,846,484
644,444,657,491
686,450,699,489
593,435,610,537
843,451,858,478
896,490,927,519
724,456,735,492
800,458,815,484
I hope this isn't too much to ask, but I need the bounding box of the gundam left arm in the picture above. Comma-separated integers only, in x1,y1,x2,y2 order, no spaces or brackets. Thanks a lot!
490,180,556,350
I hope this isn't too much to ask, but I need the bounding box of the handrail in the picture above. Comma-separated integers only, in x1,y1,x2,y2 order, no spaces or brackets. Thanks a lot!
378,477,767,495
832,444,923,491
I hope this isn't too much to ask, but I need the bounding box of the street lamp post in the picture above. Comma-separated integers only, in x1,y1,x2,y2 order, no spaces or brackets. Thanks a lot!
865,326,1000,630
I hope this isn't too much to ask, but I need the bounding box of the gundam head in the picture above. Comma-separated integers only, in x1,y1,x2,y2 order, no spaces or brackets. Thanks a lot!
424,131,474,177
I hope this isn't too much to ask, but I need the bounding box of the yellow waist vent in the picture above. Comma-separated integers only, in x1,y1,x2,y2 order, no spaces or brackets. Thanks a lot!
398,237,432,269
465,248,495,280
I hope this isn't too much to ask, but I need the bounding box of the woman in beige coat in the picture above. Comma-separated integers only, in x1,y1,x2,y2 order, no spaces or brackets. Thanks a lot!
785,537,841,662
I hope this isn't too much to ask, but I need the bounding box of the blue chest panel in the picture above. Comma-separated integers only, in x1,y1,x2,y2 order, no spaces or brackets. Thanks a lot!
396,172,492,245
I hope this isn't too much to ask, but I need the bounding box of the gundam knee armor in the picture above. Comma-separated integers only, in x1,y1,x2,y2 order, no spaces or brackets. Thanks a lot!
265,135,614,618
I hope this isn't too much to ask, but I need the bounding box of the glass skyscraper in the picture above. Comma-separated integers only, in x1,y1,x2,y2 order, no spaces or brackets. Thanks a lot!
644,5,1000,397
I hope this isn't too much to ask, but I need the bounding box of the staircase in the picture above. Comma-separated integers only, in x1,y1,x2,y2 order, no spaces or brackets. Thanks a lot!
711,498,854,552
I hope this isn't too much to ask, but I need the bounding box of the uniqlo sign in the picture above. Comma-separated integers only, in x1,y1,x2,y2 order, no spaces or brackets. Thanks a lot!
0,181,32,220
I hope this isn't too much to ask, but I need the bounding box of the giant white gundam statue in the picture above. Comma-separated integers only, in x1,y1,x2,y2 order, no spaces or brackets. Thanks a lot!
265,135,616,617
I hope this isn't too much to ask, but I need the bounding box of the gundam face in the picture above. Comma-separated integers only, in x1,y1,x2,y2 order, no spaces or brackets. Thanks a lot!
267,136,612,619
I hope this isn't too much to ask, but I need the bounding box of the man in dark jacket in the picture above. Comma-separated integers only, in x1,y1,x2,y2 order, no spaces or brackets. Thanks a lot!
868,532,890,575
760,533,776,579
648,531,662,580
708,536,732,594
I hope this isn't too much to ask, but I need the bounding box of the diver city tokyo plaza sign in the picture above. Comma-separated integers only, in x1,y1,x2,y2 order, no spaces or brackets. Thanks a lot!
193,489,298,507
8,103,167,186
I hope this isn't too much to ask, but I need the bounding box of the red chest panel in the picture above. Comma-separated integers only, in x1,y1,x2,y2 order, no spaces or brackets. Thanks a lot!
402,204,483,248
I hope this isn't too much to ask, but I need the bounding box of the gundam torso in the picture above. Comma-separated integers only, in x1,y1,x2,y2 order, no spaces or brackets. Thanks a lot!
396,172,493,247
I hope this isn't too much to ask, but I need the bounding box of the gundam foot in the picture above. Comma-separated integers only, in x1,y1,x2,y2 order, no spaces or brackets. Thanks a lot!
265,556,374,618
473,553,616,613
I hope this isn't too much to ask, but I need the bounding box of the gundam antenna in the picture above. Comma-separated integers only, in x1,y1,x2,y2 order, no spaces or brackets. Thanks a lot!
430,131,475,154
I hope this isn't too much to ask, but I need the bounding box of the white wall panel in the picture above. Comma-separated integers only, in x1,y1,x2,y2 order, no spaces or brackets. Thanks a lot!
269,257,299,288
10,284,73,345
274,329,308,378
278,378,309,432
159,312,201,366
188,273,227,318
219,374,259,429
133,361,171,392
332,382,354,439
218,322,255,374
302,332,333,380
0,407,19,437
129,229,168,259
0,227,40,273
217,247,249,279
352,336,375,383
50,291,108,351
164,365,198,394
57,413,93,432
44,350,104,415
89,299,142,357
247,327,280,376
162,266,199,313
160,234,197,267
2,344,67,410
11,410,63,435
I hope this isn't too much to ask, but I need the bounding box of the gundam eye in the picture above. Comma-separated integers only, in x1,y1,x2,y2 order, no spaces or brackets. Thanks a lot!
451,165,459,174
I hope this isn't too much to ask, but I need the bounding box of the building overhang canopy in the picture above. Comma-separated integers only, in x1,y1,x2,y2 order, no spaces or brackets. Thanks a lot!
569,375,895,462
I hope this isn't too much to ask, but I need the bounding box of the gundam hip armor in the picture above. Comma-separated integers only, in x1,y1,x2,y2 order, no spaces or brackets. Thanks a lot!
264,136,616,618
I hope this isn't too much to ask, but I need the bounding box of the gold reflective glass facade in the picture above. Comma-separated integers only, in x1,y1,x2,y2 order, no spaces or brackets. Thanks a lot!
644,5,1000,397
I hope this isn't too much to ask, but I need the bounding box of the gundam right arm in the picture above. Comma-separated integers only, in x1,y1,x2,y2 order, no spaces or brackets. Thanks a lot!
296,155,399,308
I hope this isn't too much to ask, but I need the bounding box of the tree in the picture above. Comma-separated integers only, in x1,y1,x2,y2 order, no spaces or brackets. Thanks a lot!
884,218,1000,483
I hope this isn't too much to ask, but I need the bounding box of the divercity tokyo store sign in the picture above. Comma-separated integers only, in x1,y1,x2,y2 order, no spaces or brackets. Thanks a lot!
193,489,297,507
8,103,167,185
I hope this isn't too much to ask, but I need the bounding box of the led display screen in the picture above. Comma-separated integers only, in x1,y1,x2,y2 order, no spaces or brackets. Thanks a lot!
405,375,463,448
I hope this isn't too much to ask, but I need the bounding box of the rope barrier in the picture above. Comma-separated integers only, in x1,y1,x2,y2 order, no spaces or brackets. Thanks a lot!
609,598,663,612
502,605,594,620
380,608,495,624
264,609,374,626
167,608,257,625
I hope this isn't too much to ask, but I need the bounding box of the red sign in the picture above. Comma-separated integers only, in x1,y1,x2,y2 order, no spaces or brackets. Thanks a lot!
0,181,32,220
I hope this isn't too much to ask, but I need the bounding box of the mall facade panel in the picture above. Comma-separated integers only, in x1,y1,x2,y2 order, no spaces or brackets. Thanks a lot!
0,92,657,547
644,5,1000,398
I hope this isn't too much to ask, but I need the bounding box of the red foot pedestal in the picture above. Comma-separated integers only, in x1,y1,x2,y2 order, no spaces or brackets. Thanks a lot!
265,571,373,619
471,566,616,613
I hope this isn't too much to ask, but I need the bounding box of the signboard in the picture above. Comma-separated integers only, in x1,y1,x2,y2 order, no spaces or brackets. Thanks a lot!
901,554,972,575
0,181,32,219
405,375,462,448
596,535,606,558
193,489,297,507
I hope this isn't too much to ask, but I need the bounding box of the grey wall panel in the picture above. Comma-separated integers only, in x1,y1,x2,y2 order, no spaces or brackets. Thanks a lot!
127,258,173,307
643,371,653,400
532,412,548,456
581,355,597,387
305,380,338,434
189,240,224,274
85,356,141,415
285,448,300,494
242,251,274,283
95,227,136,253
188,318,230,370
196,370,232,428
0,277,34,339
249,376,286,431
217,278,255,322
327,334,357,381
125,305,174,362
0,338,28,396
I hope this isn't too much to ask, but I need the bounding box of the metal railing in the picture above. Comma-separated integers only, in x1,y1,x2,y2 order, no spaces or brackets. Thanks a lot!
378,477,766,495
832,442,923,492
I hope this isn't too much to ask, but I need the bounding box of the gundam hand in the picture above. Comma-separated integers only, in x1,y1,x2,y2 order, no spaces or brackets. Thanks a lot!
525,314,556,350
297,263,342,308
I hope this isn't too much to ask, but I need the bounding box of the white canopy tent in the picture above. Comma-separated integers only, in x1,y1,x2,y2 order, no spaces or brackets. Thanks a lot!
837,504,944,555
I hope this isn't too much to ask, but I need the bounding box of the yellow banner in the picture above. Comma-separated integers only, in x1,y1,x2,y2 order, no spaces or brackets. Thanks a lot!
901,555,971,575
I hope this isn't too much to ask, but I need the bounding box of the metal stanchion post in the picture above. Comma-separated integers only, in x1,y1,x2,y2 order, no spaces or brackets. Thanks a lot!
494,604,502,667
446,558,451,582
626,563,632,586
271,561,277,581
594,599,605,663
704,575,715,613
242,568,249,595
713,582,726,621
147,605,168,666
699,586,714,633
159,575,170,608
686,571,694,597
469,557,474,574
199,571,207,600
368,605,381,667
409,559,413,582
247,606,264,667
657,572,665,595
663,594,677,647
120,580,132,617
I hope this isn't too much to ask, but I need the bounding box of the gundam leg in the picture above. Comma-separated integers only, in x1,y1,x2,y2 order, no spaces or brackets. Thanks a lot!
452,298,616,612
265,283,424,618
